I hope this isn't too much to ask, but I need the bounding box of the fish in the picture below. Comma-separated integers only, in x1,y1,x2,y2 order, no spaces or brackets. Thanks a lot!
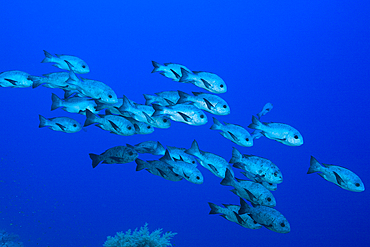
307,156,365,192
143,93,177,106
167,146,198,165
179,68,227,94
65,61,118,104
230,147,283,184
257,103,273,119
133,141,166,155
154,91,180,104
248,116,303,146
151,61,192,82
123,117,155,135
221,169,276,207
160,150,203,184
185,140,233,178
240,171,278,191
210,117,253,147
41,50,90,74
152,103,207,126
238,198,290,234
89,145,138,168
135,158,183,182
51,93,98,115
0,70,33,88
208,202,262,229
177,91,230,115
38,115,82,133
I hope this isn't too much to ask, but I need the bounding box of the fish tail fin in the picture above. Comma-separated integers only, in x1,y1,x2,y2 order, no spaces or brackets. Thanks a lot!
229,147,242,163
185,140,201,157
178,68,192,83
135,158,148,171
210,117,223,130
208,202,222,214
151,61,162,73
308,156,323,174
143,94,157,105
251,130,263,140
51,93,63,111
176,90,191,104
89,153,101,168
28,75,44,88
238,198,251,215
248,115,263,130
41,50,54,63
151,104,165,117
38,115,48,128
84,109,99,127
220,168,235,186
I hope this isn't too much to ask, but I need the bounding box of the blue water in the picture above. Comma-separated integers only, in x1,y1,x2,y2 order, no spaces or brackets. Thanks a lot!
1,1,369,246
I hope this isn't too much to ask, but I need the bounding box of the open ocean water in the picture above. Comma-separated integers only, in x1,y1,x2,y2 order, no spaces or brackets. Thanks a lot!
0,1,369,246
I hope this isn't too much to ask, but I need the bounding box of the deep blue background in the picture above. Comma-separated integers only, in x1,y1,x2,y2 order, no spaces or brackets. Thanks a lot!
0,1,369,246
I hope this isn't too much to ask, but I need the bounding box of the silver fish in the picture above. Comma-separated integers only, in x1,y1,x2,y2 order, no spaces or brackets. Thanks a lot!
179,68,227,94
135,158,183,182
241,171,278,191
41,50,90,74
133,141,166,155
167,146,198,166
257,103,273,119
89,145,138,168
211,117,253,147
248,116,303,146
38,115,82,133
0,70,33,88
151,61,192,82
308,156,365,192
51,93,98,115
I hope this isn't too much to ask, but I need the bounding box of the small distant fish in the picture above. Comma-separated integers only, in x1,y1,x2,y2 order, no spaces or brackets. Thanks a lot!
133,141,166,155
29,72,75,89
307,156,365,192
248,116,303,146
151,61,192,82
38,115,82,133
152,103,207,126
177,91,230,115
167,146,198,165
257,103,273,119
230,147,283,184
124,117,155,135
221,169,276,207
241,171,278,191
210,117,253,147
160,150,203,184
238,198,290,234
179,68,227,94
208,202,262,229
41,50,90,74
84,109,135,136
0,70,33,88
135,158,183,182
154,91,180,104
51,93,98,115
185,140,233,178
65,61,118,104
89,145,138,168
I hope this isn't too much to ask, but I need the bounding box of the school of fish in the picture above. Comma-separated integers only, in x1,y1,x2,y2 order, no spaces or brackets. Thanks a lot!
0,51,365,234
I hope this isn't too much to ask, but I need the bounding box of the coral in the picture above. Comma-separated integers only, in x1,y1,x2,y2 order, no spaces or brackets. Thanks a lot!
0,230,23,247
103,223,177,247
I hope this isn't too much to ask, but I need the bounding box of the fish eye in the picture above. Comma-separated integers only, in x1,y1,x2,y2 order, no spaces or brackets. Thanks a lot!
223,105,227,108
220,84,224,88
200,114,204,119
163,119,167,123
294,135,298,139
127,126,132,130
192,161,195,164
73,124,77,127
355,183,360,187
245,138,249,142
128,151,133,156
196,176,200,180
82,65,86,68
267,197,271,202
280,223,285,227
269,183,273,185
147,126,151,129
108,95,113,98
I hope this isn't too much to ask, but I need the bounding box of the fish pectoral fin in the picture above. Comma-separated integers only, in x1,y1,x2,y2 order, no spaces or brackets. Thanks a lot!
178,112,191,122
108,120,121,131
4,78,17,85
233,211,245,225
333,171,345,185
182,171,190,179
244,188,257,201
203,98,214,110
55,123,66,131
227,131,239,141
201,78,212,89
142,111,155,124
208,163,218,174
155,168,167,177
109,156,124,162
170,69,180,79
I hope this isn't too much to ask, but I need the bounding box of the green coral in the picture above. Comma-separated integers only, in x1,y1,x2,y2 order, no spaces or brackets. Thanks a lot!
103,223,177,247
